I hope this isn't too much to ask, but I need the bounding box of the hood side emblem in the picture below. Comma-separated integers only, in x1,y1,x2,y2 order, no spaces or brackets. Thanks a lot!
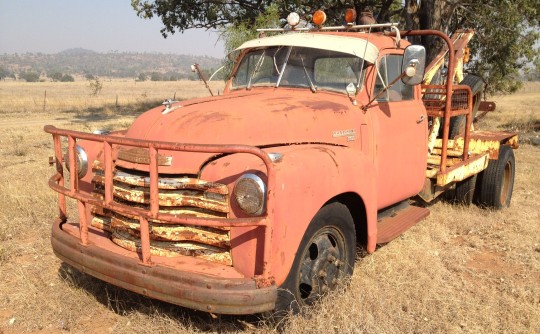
332,129,357,142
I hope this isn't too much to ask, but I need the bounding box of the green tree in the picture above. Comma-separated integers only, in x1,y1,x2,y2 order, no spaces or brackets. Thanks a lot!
524,56,540,81
20,71,40,82
150,72,163,81
138,72,148,81
49,71,63,82
408,0,539,93
0,67,15,80
88,77,103,96
60,74,75,82
132,0,539,94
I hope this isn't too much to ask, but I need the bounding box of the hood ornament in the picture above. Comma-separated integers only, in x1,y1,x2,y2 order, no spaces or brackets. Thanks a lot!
162,99,181,115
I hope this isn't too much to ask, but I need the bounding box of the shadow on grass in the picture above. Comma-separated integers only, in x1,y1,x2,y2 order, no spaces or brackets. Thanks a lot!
500,118,540,132
58,263,271,332
61,99,166,124
499,118,540,145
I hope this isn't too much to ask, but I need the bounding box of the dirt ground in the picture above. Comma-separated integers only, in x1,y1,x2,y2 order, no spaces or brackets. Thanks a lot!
0,81,538,333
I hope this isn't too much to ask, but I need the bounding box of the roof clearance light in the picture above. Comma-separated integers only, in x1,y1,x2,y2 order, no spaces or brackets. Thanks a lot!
345,8,357,25
312,10,327,26
287,12,300,27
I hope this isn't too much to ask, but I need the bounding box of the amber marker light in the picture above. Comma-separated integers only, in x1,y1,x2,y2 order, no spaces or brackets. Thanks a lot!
312,10,327,26
345,8,357,24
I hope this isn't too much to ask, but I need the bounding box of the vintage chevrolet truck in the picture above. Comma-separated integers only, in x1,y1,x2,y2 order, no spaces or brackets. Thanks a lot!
45,10,518,315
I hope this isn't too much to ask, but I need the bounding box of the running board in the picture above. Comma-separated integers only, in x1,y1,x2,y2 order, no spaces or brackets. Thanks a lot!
376,205,430,244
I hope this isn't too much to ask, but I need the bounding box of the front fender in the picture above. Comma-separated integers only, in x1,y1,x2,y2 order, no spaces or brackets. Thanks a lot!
268,144,377,285
202,144,377,285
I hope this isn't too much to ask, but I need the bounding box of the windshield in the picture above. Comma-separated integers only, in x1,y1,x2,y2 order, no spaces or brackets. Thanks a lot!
231,46,367,94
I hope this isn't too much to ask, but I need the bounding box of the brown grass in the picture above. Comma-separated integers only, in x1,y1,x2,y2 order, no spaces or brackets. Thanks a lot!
0,79,226,115
0,81,538,333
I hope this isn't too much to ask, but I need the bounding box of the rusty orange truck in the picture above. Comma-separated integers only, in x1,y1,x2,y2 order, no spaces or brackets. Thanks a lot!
45,10,518,315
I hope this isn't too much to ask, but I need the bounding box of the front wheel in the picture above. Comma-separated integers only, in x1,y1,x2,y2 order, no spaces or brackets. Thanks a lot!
274,202,356,315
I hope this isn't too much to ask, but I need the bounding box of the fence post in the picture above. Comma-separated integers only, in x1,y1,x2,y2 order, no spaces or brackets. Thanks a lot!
43,90,47,112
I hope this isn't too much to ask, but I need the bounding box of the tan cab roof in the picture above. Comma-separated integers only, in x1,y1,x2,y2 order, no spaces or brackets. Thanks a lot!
235,33,379,63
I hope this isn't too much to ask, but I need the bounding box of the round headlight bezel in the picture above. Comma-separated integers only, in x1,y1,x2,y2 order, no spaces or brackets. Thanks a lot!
233,173,267,216
65,145,88,179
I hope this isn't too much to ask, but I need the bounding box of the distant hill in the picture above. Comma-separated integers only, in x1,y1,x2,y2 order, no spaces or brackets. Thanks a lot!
58,48,97,55
0,51,225,80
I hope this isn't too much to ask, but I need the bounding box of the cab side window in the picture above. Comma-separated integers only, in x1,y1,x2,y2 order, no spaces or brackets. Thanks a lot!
374,54,414,102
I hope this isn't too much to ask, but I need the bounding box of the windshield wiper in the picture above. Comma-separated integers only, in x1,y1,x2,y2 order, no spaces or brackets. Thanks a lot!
301,56,317,93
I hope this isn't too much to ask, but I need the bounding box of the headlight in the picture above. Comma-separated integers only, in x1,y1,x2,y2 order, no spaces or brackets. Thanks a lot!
233,174,267,216
64,145,88,178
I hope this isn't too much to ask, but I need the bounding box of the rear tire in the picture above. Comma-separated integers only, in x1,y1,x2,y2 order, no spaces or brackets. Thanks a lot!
273,202,355,317
475,145,515,209
449,174,477,205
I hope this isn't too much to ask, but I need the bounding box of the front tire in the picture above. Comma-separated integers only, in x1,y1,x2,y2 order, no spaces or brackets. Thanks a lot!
274,202,356,316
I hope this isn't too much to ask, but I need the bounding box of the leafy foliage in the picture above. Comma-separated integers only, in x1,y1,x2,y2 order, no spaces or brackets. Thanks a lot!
0,67,15,80
405,0,539,93
133,0,539,94
20,71,40,82
60,74,75,82
88,77,103,96
48,72,75,82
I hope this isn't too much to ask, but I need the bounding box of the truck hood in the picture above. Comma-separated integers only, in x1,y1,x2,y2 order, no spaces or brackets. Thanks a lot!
119,89,357,173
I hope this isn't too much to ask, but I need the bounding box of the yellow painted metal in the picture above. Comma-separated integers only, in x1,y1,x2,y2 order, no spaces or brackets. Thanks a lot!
422,30,475,85
109,213,231,247
427,117,441,154
91,163,233,265
426,155,463,167
433,134,518,159
111,230,233,265
436,154,489,186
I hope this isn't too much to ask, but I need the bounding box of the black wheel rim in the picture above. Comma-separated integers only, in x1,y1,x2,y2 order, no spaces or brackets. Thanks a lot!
297,226,347,305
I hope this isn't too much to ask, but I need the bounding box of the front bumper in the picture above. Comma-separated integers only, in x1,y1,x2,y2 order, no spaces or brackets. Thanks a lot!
52,220,277,315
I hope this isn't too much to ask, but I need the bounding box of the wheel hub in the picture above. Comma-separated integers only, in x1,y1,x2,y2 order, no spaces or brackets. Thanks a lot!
298,229,345,304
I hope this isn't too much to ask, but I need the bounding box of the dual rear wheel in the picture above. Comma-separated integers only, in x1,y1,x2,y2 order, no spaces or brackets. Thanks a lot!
448,145,515,208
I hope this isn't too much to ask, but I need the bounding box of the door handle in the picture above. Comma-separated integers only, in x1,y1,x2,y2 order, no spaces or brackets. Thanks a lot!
417,115,425,124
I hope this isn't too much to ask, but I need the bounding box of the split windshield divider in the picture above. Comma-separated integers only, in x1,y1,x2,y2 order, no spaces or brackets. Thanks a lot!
276,46,292,87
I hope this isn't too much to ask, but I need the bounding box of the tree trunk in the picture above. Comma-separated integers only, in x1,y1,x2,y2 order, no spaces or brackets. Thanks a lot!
418,0,452,63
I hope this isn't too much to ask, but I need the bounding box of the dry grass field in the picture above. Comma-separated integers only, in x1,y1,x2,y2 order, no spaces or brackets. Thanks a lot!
0,80,538,333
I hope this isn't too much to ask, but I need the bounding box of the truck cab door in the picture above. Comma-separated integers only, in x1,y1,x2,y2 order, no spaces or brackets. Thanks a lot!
369,53,428,208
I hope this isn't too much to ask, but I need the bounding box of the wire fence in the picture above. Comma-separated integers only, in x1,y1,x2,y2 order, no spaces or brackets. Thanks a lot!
0,81,225,114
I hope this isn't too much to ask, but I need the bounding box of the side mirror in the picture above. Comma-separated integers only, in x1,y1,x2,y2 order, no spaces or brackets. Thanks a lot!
402,45,426,85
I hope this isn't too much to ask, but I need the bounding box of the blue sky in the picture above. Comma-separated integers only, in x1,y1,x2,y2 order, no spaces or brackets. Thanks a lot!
0,0,225,57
